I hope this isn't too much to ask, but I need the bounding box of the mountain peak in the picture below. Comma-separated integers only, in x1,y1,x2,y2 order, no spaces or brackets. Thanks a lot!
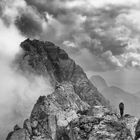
6,39,139,140
19,39,110,107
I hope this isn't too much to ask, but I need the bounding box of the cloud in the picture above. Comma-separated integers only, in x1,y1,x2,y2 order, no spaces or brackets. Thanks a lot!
1,0,140,138
0,20,53,139
1,0,140,72
0,58,53,140
101,51,123,68
22,0,140,71
70,48,107,72
1,0,26,25
87,0,140,8
0,19,24,57
0,1,53,139
15,12,43,37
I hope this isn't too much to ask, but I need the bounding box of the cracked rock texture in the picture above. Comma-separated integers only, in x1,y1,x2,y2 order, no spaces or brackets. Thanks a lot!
6,39,139,140
18,39,110,108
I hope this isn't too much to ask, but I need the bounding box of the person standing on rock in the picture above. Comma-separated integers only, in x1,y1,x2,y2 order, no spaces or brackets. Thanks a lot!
119,102,124,118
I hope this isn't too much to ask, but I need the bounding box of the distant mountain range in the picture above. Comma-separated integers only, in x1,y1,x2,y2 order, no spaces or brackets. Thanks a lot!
90,75,108,92
90,75,140,117
135,91,140,98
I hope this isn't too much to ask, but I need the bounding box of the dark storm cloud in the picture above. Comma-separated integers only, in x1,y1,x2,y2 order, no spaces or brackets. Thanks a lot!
19,0,140,71
0,0,138,71
0,3,3,16
15,13,43,37
24,0,70,17
0,0,47,38
80,5,130,55
19,0,129,56
87,35,126,55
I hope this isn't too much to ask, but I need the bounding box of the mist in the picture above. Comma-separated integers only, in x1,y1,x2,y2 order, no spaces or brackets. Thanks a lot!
0,17,53,140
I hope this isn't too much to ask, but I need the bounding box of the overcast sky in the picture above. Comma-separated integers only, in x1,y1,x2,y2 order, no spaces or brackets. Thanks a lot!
1,0,140,91
2,0,140,139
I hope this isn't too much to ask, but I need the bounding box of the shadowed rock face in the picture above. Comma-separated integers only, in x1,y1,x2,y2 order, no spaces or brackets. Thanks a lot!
19,39,110,107
6,39,139,140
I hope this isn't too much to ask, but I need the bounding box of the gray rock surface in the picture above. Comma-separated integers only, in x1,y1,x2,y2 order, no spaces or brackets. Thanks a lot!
18,39,110,108
7,82,138,140
6,39,139,140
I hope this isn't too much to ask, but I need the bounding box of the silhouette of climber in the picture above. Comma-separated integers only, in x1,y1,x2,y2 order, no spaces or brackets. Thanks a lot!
119,102,124,118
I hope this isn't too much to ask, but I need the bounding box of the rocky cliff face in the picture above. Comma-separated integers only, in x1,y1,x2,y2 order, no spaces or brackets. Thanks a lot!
18,39,110,108
6,39,139,140
6,82,138,140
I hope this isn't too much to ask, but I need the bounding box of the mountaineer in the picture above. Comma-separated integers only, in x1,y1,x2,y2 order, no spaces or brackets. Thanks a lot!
119,102,124,118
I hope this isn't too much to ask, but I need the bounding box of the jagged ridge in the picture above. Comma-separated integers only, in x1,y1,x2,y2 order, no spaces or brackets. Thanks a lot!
6,39,140,140
6,82,138,140
19,39,110,107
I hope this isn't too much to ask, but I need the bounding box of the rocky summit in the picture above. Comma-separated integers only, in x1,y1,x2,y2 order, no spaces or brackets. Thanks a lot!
6,39,140,140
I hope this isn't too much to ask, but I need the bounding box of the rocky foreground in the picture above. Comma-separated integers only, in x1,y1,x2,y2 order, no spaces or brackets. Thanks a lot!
6,39,140,140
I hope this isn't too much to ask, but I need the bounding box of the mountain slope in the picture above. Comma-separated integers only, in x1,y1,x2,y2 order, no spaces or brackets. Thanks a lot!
18,39,110,108
6,39,139,140
90,75,108,92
